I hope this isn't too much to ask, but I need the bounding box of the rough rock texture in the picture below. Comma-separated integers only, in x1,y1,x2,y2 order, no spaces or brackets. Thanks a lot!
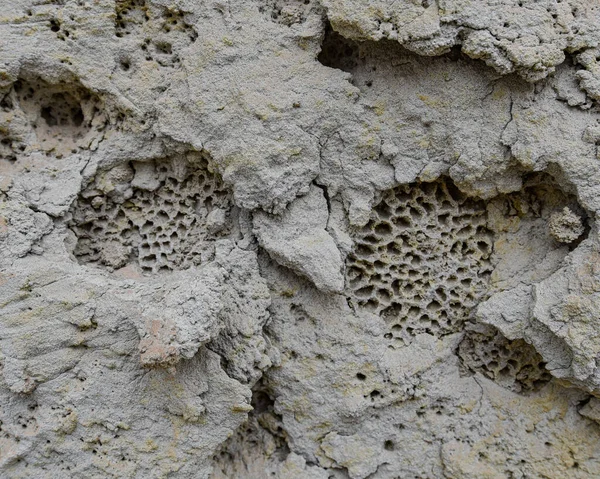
3,0,600,478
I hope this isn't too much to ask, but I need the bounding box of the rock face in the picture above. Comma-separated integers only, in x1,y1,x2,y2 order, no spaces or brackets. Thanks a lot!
2,0,600,478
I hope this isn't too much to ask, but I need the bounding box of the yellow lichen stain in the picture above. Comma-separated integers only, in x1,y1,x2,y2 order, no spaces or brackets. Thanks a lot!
139,438,159,452
458,396,479,414
24,26,40,36
0,291,31,309
181,405,206,424
169,415,184,443
311,421,333,433
372,100,386,116
221,153,259,170
297,37,311,50
524,109,548,127
231,403,253,413
287,147,303,157
492,87,508,100
290,396,311,422
576,252,600,294
418,94,448,109
265,103,280,113
57,409,78,435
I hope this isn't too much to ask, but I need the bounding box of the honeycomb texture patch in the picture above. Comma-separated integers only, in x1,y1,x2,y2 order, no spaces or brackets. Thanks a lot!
69,154,233,273
458,326,553,394
346,178,494,340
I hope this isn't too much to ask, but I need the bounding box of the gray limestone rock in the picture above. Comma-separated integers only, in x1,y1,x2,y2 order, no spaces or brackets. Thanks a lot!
2,0,600,477
253,184,345,293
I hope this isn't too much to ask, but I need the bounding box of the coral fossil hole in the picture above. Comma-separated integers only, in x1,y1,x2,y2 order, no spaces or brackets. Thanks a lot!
458,326,553,393
69,154,233,273
14,77,105,157
346,178,493,339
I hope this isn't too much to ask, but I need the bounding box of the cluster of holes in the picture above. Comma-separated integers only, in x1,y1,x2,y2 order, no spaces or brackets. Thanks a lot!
362,382,413,405
48,15,75,41
352,370,418,407
159,8,198,41
69,155,233,273
139,38,181,68
15,414,37,435
458,327,553,393
115,0,148,37
3,77,106,158
0,403,38,452
346,178,494,342
115,2,197,69
259,0,314,27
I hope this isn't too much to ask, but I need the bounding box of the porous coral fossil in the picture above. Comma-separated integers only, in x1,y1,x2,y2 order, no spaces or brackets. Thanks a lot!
69,153,234,273
458,325,553,394
346,177,494,340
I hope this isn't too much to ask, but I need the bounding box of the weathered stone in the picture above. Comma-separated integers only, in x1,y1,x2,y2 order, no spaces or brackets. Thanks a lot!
3,1,600,477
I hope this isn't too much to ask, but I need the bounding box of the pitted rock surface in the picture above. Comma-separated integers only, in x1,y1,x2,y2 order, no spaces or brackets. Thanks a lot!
346,178,494,340
3,1,600,478
70,153,234,273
